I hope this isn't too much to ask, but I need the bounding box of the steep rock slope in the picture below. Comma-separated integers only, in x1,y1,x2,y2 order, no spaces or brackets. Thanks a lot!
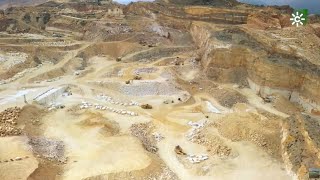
190,22,320,113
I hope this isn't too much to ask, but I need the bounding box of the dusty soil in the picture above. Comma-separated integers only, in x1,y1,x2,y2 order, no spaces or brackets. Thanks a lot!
17,105,47,136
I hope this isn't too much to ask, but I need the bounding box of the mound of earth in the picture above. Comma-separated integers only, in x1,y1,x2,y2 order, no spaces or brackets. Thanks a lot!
77,112,120,136
191,125,234,157
130,122,158,153
209,88,248,108
214,110,283,159
17,105,47,136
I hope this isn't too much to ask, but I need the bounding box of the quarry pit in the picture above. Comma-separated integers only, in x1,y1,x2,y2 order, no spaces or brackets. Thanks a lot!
0,0,320,180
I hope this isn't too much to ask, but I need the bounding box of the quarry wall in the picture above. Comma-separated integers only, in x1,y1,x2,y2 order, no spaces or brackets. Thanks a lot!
190,22,320,113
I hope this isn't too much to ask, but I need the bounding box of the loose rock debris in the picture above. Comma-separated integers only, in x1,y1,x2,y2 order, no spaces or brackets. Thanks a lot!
48,103,65,111
152,132,164,142
0,156,30,163
28,137,65,162
186,154,209,164
97,94,140,106
0,107,23,137
79,101,138,116
0,1,316,179
130,122,158,153
185,120,206,141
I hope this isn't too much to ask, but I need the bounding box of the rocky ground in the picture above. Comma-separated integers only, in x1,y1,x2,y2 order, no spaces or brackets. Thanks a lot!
0,0,319,180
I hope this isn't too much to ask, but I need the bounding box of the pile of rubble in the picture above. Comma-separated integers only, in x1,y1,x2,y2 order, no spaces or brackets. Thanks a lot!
194,135,232,157
0,107,22,137
48,103,65,111
185,120,206,141
97,94,140,106
79,101,138,116
3,52,28,70
175,145,209,164
189,123,232,157
79,101,92,109
186,154,209,164
28,137,65,162
120,80,180,96
152,132,164,142
130,122,158,153
105,24,132,34
185,120,232,157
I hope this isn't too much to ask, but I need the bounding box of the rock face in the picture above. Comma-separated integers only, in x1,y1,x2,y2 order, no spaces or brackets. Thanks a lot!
0,0,49,9
159,0,239,6
312,24,320,38
247,11,281,30
0,10,4,19
246,9,292,30
282,115,320,179
0,10,51,33
190,22,320,112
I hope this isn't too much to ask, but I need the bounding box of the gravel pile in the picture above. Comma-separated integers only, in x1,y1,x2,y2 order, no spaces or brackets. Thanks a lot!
185,120,206,141
186,120,232,157
152,132,164,142
0,107,22,137
210,88,248,108
28,137,65,162
130,122,158,153
120,80,180,96
133,67,158,75
192,133,232,157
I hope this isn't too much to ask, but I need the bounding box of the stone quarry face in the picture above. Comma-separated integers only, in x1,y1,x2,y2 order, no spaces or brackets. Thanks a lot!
0,1,319,180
